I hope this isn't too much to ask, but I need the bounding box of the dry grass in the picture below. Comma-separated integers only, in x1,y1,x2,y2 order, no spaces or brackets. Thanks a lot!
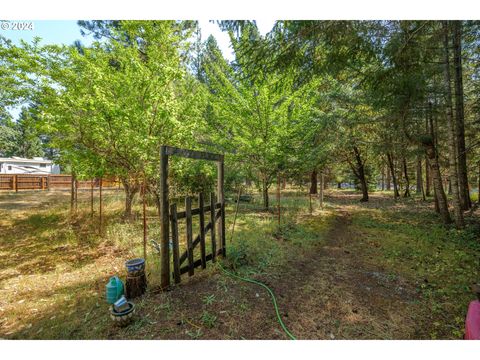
0,190,131,338
0,188,478,339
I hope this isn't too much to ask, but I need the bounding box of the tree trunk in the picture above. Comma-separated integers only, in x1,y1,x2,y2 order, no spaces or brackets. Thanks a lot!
425,102,445,217
358,175,368,202
386,164,391,190
426,142,451,223
420,166,426,201
70,173,76,212
125,188,136,219
337,182,341,189
453,20,471,210
430,107,440,214
416,156,422,194
352,146,368,202
122,178,140,219
262,177,269,210
423,110,431,198
90,179,95,218
126,271,147,299
387,152,399,199
403,157,410,197
443,20,464,228
433,179,440,213
425,156,431,196
320,173,325,208
151,186,162,219
310,169,318,194
432,184,440,213
381,166,385,191
397,168,403,195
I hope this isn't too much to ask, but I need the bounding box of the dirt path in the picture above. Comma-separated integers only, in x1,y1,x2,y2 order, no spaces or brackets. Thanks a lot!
242,193,421,339
128,193,420,340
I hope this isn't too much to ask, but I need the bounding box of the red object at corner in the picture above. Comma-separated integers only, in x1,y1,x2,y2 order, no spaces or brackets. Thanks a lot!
465,300,480,340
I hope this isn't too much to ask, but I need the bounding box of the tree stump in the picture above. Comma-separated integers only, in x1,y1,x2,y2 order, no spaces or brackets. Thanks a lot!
125,270,147,299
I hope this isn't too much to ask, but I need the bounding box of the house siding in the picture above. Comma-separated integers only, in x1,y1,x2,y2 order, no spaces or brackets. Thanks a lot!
0,158,60,175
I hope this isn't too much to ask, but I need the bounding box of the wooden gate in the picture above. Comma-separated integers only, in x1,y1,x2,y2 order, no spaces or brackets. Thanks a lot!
159,146,225,288
170,193,223,284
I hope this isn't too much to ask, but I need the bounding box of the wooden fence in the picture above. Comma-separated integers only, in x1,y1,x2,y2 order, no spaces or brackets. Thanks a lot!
0,174,121,192
170,193,224,284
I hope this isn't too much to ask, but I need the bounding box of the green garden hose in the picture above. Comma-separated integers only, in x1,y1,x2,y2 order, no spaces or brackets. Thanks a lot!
218,263,297,340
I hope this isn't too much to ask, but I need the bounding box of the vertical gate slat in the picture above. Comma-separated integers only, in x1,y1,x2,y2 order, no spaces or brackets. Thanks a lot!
185,196,194,276
198,193,207,269
210,192,216,262
217,158,226,257
221,201,226,257
170,203,181,284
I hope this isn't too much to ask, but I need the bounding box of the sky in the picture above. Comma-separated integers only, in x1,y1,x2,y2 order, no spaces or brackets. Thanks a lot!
1,20,274,119
1,20,275,60
1,21,93,47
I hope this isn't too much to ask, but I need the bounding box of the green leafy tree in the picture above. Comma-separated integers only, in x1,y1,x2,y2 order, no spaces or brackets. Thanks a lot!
0,109,18,157
202,26,315,209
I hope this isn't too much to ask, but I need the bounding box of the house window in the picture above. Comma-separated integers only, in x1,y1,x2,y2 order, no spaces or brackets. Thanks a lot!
8,166,12,171
40,163,47,168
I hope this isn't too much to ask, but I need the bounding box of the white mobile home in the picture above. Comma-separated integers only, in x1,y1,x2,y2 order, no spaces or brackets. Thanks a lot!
0,157,60,175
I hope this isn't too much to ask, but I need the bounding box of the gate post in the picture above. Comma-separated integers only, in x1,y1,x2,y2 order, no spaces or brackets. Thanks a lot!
210,193,217,262
160,146,170,288
217,156,226,257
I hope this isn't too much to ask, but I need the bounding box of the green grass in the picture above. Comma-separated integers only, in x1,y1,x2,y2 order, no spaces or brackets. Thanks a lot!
349,204,480,339
224,191,333,276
